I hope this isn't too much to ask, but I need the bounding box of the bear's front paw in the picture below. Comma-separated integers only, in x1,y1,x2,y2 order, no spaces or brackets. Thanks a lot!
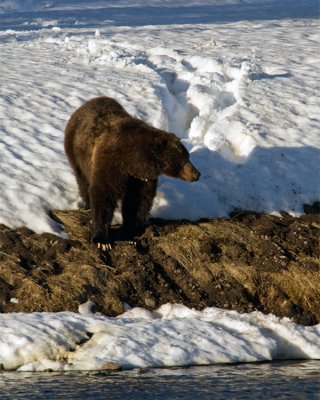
92,232,112,251
97,242,112,251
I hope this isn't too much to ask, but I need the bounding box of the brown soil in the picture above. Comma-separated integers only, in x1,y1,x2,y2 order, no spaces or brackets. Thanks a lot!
0,203,319,325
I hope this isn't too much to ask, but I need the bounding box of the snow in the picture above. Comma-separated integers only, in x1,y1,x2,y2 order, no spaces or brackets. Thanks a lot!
0,0,319,233
0,304,319,372
0,0,319,371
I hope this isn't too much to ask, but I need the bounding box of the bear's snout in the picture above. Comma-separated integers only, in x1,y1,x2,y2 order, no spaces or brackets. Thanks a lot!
180,161,200,182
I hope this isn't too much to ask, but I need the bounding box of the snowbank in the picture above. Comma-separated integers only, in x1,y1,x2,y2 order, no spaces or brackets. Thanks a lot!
1,304,319,371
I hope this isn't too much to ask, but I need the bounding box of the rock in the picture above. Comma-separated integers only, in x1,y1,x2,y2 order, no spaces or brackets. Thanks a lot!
144,297,156,309
100,363,122,371
78,300,97,315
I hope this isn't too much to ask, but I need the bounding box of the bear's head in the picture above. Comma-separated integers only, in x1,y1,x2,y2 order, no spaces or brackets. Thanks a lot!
156,133,200,182
125,124,200,183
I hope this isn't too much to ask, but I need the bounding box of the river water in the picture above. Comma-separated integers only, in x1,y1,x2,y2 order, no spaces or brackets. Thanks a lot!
0,361,319,399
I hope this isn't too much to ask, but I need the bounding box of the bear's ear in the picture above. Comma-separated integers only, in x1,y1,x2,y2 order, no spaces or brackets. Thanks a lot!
154,136,169,152
155,134,182,153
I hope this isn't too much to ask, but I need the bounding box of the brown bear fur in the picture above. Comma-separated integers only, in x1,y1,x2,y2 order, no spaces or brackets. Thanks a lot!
64,96,200,245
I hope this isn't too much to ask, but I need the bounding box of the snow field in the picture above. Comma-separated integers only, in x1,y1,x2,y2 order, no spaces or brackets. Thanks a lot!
1,17,319,232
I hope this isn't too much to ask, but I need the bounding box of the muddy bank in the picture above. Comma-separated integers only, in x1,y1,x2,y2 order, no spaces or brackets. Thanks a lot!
0,205,319,325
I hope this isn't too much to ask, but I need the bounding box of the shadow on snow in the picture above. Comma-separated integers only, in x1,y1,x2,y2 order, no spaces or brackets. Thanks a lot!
158,145,320,219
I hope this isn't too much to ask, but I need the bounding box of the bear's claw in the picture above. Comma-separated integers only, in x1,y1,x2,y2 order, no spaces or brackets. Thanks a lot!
97,242,112,251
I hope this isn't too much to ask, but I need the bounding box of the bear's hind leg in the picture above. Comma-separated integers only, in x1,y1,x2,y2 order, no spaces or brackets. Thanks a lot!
74,167,90,208
90,180,117,247
122,177,158,240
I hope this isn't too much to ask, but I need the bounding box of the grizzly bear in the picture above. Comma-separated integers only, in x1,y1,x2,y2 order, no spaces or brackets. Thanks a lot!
64,96,200,248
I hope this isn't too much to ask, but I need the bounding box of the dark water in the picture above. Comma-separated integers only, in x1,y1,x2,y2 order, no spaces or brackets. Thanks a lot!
0,361,319,400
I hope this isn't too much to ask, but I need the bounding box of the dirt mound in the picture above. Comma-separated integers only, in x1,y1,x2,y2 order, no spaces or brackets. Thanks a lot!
0,205,319,325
